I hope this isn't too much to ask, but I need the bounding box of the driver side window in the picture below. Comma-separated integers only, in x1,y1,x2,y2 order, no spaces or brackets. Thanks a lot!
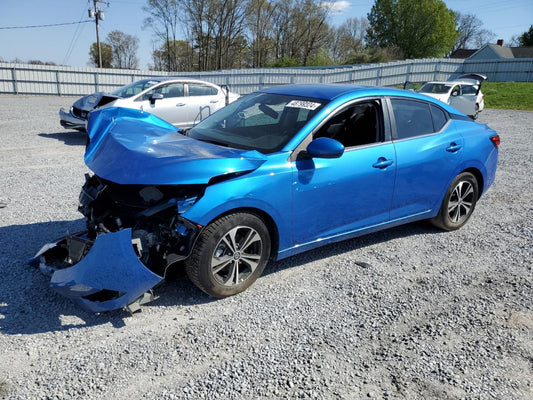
314,100,382,148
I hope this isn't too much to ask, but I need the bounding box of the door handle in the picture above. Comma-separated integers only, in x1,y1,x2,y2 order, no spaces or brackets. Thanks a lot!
176,103,186,107
446,143,462,153
372,157,394,169
210,99,219,103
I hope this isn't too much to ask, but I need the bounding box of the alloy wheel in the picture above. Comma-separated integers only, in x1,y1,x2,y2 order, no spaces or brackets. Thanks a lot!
210,225,263,286
447,180,475,224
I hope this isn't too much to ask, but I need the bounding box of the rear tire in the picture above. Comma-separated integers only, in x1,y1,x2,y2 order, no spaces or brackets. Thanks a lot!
430,172,479,231
472,104,480,120
185,213,271,298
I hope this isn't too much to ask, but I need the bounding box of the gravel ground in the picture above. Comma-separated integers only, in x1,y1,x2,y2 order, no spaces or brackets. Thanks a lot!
0,96,531,400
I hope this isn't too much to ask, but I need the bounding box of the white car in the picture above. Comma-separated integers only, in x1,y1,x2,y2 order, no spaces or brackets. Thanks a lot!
59,77,240,131
408,74,487,119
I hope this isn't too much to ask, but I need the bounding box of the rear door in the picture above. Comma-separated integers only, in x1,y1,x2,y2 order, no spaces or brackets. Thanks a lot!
448,84,476,116
388,98,463,219
184,83,225,127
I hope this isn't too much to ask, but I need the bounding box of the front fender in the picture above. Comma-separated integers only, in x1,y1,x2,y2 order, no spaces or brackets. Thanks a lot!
181,166,292,254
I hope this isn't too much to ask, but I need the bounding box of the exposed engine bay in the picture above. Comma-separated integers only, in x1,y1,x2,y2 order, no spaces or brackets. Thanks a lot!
31,174,206,312
79,174,205,272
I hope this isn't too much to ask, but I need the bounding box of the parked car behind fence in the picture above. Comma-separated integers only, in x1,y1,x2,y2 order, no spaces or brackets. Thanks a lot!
59,77,240,131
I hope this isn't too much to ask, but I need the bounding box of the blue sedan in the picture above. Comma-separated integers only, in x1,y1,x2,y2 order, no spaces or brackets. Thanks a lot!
33,84,499,312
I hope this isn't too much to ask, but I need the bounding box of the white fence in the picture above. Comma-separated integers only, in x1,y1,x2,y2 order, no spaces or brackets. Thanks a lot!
0,58,531,96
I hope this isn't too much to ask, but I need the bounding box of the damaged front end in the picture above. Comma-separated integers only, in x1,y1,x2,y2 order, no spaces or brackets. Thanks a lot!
59,92,120,132
31,174,205,312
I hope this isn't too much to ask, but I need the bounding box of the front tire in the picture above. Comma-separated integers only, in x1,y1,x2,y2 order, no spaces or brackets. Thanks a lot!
185,213,271,298
430,172,479,231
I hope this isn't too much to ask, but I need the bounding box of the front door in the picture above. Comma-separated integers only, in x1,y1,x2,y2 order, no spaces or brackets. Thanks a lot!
448,84,476,116
290,99,396,246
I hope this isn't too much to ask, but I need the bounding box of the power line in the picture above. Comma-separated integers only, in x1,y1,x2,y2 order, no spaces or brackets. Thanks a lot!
64,5,92,65
0,21,92,30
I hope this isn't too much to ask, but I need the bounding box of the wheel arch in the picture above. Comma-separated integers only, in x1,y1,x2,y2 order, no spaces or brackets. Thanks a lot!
204,207,280,261
462,167,484,199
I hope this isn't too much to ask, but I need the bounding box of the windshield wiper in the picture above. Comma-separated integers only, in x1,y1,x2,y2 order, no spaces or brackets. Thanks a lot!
176,128,190,136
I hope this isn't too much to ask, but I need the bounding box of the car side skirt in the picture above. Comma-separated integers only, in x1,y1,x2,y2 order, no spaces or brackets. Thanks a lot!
276,210,434,260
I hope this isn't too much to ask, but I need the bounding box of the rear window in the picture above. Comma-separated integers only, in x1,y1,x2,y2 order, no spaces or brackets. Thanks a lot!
430,105,448,131
391,99,434,139
189,84,218,96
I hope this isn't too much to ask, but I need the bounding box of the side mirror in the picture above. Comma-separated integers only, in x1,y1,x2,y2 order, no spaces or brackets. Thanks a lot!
306,137,344,159
451,91,459,97
149,93,164,104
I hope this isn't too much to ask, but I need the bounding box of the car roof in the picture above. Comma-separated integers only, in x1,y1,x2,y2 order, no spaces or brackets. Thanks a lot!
424,80,479,86
145,77,219,85
423,81,453,85
260,84,411,101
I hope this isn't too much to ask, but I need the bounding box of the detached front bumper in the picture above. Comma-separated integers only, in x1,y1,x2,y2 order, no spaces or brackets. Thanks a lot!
59,107,88,132
30,229,163,313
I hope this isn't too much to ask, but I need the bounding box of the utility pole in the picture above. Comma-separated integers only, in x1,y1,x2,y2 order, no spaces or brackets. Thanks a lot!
89,0,108,68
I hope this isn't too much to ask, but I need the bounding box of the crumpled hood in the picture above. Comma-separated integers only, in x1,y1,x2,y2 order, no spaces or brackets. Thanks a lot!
73,92,120,111
85,107,267,185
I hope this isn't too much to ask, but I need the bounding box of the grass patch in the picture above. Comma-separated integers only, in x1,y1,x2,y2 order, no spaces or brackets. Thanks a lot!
399,81,533,111
482,82,533,111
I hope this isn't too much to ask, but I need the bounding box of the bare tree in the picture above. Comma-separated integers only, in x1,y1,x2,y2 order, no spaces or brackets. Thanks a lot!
106,30,139,69
246,0,278,67
270,0,331,66
181,0,248,70
453,12,495,51
182,0,216,70
143,0,182,71
330,17,368,64
298,1,330,65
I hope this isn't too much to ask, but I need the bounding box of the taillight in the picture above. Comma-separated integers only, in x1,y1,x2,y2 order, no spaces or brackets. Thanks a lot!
490,135,500,148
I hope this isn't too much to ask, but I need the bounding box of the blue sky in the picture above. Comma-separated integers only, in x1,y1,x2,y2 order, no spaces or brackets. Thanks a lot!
1,0,532,69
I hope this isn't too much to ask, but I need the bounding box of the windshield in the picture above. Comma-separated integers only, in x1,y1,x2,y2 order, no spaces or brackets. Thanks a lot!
418,83,452,94
188,92,326,154
111,79,160,98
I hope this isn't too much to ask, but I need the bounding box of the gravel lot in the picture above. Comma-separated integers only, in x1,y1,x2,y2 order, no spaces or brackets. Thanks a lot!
0,95,531,400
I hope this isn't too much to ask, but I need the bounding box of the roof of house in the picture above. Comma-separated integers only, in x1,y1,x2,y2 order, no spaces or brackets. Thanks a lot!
511,47,533,58
449,49,478,59
468,43,533,60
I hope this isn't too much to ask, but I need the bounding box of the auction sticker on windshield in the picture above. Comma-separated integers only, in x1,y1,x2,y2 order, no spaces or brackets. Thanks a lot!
286,100,321,110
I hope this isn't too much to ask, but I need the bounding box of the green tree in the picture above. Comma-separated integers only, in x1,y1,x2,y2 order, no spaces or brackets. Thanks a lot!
518,25,533,47
151,40,194,71
89,42,112,68
307,48,334,66
366,0,458,58
269,55,300,67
